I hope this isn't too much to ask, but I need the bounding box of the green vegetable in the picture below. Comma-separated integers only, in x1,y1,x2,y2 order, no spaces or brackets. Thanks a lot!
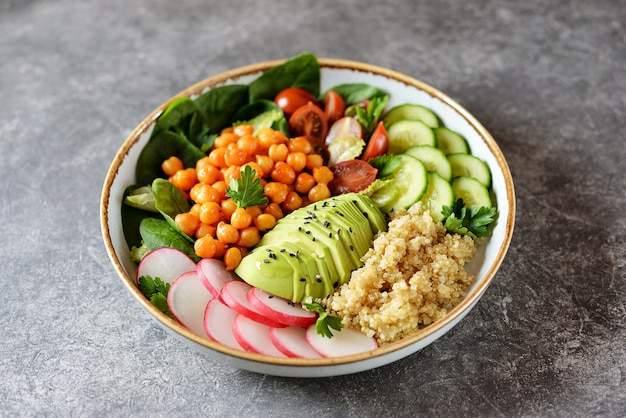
441,198,496,238
124,185,158,212
303,302,343,338
327,136,366,166
231,100,288,136
139,218,200,262
327,83,387,104
129,243,150,263
249,53,320,102
152,178,195,244
368,154,402,179
226,165,268,208
138,275,174,319
354,95,389,135
194,84,249,133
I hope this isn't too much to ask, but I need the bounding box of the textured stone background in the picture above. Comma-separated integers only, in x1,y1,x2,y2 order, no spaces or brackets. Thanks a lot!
1,0,625,416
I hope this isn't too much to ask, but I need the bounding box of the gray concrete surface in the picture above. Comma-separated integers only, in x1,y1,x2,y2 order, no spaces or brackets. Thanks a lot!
1,0,625,416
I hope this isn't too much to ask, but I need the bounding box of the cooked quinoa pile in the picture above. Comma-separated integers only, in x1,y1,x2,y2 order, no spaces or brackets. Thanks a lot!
328,202,477,345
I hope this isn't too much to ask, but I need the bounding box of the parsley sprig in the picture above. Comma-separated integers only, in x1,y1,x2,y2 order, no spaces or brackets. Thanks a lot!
354,95,389,135
226,165,268,208
441,198,497,238
138,275,174,319
303,302,343,338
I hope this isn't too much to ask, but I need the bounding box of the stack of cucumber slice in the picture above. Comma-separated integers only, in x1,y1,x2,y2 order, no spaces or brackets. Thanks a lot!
377,104,493,221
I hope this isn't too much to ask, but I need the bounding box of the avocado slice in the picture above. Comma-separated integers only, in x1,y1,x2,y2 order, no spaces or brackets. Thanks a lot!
335,193,388,233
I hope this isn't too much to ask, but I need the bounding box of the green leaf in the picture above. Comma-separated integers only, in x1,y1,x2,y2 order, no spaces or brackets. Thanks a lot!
226,165,268,208
249,53,320,102
139,218,200,262
303,302,344,338
441,198,497,238
327,83,387,105
194,84,250,133
231,100,289,136
368,154,402,178
355,95,389,135
138,275,174,319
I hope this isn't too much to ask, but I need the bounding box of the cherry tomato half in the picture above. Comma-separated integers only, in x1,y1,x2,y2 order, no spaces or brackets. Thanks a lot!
361,121,389,161
324,116,364,146
323,90,346,125
274,87,318,117
288,102,329,145
328,159,378,195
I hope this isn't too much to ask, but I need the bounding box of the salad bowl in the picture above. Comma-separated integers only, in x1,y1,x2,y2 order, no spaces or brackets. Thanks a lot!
100,56,515,377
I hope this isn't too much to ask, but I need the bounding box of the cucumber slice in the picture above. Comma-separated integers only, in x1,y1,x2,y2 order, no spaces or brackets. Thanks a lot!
387,120,436,155
435,127,469,155
451,176,492,209
447,153,492,189
420,172,455,223
382,104,440,128
383,154,428,212
404,145,453,182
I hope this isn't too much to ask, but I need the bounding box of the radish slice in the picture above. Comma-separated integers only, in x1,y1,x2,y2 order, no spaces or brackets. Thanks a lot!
196,258,237,299
247,287,317,327
306,325,378,357
203,299,243,350
270,326,322,358
136,247,196,285
232,314,286,357
167,271,212,337
220,281,287,328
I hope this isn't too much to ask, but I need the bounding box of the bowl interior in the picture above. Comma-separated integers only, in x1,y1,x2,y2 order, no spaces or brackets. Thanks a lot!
101,58,515,377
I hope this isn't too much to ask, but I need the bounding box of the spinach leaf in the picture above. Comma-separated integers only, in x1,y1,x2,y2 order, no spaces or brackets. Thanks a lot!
327,83,387,105
136,130,206,185
249,53,320,102
152,178,195,244
232,100,289,136
194,84,249,133
139,217,200,262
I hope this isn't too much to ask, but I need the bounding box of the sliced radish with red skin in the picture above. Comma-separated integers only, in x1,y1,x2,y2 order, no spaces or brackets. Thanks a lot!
306,325,378,357
167,271,212,338
196,258,237,300
232,314,287,357
270,326,322,358
136,247,196,285
220,281,287,328
203,298,243,351
247,287,317,328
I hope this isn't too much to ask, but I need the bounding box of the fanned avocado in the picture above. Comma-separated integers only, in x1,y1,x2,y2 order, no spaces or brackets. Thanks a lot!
235,193,387,302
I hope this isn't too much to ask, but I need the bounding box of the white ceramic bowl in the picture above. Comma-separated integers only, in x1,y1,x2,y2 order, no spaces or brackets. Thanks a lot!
101,58,515,377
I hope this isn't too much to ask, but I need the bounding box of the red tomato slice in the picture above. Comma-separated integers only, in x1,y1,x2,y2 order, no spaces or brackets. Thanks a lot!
324,116,364,146
274,88,318,117
288,102,329,145
328,160,378,195
361,121,389,161
323,90,346,124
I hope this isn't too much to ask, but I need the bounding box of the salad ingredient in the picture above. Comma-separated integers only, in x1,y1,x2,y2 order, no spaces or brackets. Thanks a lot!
360,121,389,161
434,127,469,155
305,324,378,357
196,258,237,299
378,154,428,212
220,280,287,328
247,287,317,327
404,145,453,182
203,298,243,350
225,165,268,208
327,136,365,166
136,246,197,285
167,270,212,337
382,103,440,128
441,198,496,238
328,160,378,195
353,94,389,136
326,83,387,106
274,87,318,116
447,153,493,189
329,202,477,345
419,172,455,223
386,119,436,154
302,302,343,338
138,275,173,319
322,90,346,124
270,326,322,358
249,53,320,102
232,314,288,357
235,194,386,303
324,116,364,146
139,218,199,261
288,102,329,144
451,176,493,209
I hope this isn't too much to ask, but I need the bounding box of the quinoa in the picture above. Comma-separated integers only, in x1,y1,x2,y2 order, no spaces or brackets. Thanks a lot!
328,202,477,345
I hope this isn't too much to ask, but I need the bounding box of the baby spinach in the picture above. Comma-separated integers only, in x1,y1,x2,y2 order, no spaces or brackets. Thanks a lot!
139,218,200,262
249,53,320,102
194,84,249,133
152,178,195,244
232,100,289,136
327,83,387,105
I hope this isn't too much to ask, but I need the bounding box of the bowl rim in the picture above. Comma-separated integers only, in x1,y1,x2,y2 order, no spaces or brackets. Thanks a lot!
100,57,516,368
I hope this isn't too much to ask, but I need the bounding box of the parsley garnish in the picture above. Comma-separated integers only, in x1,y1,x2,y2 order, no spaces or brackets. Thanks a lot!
138,275,174,319
355,95,389,135
367,154,402,179
303,302,343,338
441,198,497,238
225,165,268,208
